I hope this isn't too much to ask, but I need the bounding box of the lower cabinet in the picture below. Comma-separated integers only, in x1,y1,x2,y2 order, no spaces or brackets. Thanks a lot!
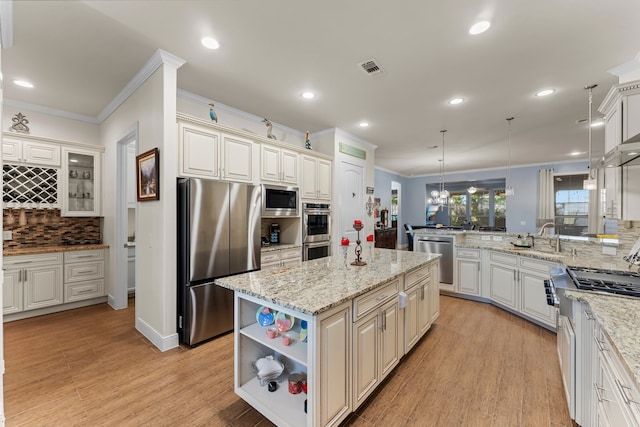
63,249,105,302
352,296,400,409
488,251,518,309
594,326,640,426
517,256,556,328
455,248,481,296
3,253,64,314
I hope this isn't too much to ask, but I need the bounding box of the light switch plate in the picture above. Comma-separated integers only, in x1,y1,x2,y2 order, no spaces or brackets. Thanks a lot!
3,230,12,241
481,235,491,241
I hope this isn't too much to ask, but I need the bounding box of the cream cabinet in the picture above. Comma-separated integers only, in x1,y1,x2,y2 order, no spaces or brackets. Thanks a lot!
352,279,400,409
518,257,556,328
488,251,518,310
63,249,105,302
403,264,433,353
603,166,622,220
3,253,64,315
301,155,331,201
455,248,481,296
61,147,101,216
2,135,61,167
178,120,254,183
428,261,440,324
261,247,301,269
622,165,640,221
317,304,351,427
261,144,299,185
594,327,640,426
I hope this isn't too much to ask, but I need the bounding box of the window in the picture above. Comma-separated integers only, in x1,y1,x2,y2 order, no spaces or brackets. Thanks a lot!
425,179,506,230
554,174,588,236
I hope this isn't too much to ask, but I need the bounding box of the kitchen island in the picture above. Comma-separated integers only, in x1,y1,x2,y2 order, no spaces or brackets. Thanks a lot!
215,248,440,427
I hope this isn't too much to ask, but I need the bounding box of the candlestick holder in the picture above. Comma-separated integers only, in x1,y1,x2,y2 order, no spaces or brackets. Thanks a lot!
351,224,367,266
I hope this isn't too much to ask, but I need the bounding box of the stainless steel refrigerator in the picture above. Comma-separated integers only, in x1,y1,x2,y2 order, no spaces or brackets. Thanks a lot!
177,178,261,346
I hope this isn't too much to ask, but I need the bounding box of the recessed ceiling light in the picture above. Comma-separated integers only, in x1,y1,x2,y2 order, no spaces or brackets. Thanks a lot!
590,120,604,127
628,152,639,156
359,122,369,128
201,37,220,50
448,97,464,105
535,89,555,97
14,79,34,88
569,151,583,156
469,21,491,35
301,91,316,99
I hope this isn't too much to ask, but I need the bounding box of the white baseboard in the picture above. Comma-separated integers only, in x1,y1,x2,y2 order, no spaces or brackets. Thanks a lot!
136,316,179,352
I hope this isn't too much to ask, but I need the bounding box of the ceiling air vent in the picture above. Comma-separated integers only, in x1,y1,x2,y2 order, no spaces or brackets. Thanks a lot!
359,58,383,75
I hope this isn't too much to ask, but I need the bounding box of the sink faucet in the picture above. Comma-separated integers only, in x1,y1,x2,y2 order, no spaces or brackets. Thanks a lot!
537,222,555,236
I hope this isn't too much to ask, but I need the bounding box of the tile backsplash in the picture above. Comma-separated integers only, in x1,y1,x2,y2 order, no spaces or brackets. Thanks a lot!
3,208,101,250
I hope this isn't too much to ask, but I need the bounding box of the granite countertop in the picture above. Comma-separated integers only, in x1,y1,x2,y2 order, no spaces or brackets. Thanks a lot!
4,244,110,256
216,249,441,315
564,290,640,391
260,243,301,253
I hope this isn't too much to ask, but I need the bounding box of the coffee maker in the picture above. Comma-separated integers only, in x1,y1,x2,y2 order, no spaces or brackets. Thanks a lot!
270,223,280,244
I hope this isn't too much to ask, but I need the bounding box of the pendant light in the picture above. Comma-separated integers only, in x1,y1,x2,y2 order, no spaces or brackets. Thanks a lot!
427,130,449,206
505,117,515,196
583,84,598,190
467,185,477,194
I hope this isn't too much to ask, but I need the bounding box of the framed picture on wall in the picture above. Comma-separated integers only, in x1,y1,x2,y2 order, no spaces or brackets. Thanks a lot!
136,148,159,201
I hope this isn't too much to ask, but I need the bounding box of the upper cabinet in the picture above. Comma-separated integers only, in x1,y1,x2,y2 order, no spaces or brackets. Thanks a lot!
301,155,332,201
260,144,299,186
599,81,640,220
61,147,101,217
177,118,254,183
2,136,61,167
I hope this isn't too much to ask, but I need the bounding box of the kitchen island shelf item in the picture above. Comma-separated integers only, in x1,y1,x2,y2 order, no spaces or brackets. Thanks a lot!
238,376,308,427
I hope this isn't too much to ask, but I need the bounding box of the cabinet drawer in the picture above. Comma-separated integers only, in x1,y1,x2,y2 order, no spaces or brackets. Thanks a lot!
5,252,63,267
64,279,104,302
353,279,399,321
456,248,480,259
261,251,280,263
64,260,104,283
64,249,104,263
280,248,301,260
489,251,518,265
519,256,556,273
404,265,430,290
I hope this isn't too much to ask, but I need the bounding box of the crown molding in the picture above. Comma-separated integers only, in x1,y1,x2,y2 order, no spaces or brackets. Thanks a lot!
177,88,305,138
3,98,100,124
334,127,378,150
97,49,185,123
0,0,13,48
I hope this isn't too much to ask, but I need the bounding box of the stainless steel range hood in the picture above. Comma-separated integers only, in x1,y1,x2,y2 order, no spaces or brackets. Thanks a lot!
598,133,640,167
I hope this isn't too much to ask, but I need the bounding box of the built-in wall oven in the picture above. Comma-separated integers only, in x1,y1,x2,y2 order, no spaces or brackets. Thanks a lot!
302,203,331,260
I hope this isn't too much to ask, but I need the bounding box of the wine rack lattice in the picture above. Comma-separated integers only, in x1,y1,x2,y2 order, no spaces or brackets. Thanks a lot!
2,164,60,208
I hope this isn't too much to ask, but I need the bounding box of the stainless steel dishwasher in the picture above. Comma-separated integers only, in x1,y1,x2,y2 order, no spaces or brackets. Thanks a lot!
416,235,454,284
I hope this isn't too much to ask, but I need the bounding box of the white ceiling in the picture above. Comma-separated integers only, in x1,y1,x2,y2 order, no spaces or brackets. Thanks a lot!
4,1,640,176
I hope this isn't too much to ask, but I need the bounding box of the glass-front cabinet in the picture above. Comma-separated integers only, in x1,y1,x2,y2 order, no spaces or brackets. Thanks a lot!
61,147,101,216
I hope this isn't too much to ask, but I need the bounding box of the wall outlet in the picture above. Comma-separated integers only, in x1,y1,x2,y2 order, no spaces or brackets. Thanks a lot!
481,235,491,241
602,246,616,256
3,230,12,241
492,235,503,241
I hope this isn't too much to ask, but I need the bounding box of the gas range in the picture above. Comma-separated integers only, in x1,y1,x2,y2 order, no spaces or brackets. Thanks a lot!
566,266,640,298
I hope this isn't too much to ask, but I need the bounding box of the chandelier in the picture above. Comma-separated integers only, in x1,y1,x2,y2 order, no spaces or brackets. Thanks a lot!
506,117,515,196
428,130,449,206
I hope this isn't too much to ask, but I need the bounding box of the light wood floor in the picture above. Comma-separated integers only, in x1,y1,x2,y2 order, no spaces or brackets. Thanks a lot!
3,295,574,426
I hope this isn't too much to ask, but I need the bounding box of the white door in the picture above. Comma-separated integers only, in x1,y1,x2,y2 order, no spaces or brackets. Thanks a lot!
339,160,364,243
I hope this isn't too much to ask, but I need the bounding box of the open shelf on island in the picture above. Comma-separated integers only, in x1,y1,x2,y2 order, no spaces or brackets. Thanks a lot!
240,322,308,366
237,376,308,427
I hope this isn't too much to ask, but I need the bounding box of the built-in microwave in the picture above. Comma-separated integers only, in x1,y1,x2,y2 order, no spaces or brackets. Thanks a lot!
262,184,299,217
